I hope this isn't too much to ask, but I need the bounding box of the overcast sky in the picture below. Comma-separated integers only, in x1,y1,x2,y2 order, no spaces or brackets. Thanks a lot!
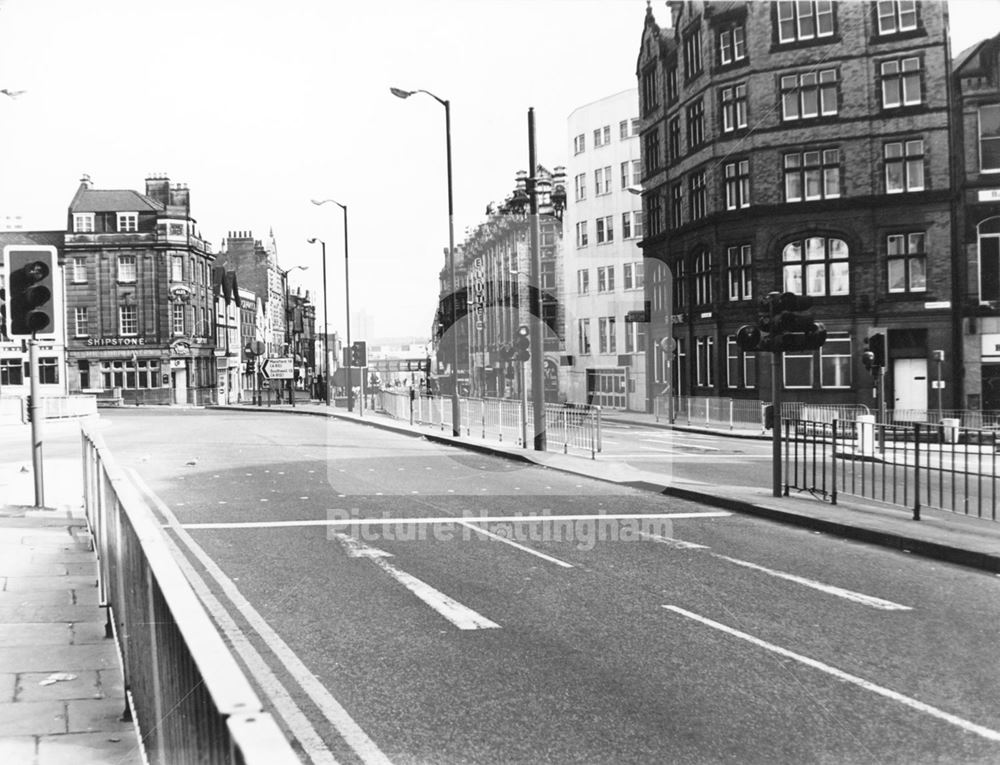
0,0,995,340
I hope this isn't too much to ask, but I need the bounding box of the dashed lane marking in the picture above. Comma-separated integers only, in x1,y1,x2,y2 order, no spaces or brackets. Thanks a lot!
332,533,500,630
664,605,1000,743
459,522,574,568
712,554,912,611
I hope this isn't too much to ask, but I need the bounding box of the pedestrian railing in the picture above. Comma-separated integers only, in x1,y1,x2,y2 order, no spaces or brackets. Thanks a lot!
885,409,1000,429
656,396,869,431
80,422,300,765
783,418,999,522
376,390,602,458
0,394,98,423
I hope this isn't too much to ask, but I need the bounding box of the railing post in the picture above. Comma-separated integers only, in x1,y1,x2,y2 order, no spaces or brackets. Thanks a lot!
596,406,603,453
654,395,660,423
831,419,838,505
913,423,921,521
563,409,569,454
729,400,734,430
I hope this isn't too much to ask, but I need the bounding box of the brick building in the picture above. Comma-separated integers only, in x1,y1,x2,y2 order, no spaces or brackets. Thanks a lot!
953,33,1000,412
638,1,956,412
64,174,218,405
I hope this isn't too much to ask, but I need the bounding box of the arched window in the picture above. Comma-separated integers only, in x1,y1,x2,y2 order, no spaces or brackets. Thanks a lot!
694,250,713,305
782,236,848,296
978,217,1000,303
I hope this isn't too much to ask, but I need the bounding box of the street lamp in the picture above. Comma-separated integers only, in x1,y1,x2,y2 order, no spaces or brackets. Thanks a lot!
306,236,330,405
278,264,308,407
390,85,462,438
311,198,355,414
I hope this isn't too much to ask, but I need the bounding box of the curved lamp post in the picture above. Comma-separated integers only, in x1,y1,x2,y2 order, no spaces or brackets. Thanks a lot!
311,198,354,413
306,236,330,405
390,85,461,438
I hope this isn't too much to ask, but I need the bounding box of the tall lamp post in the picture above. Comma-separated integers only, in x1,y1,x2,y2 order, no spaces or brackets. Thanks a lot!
390,85,462,438
311,198,354,413
306,237,330,405
278,264,308,407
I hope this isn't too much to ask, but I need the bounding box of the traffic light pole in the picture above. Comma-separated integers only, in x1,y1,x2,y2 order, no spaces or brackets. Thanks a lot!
771,349,782,498
28,337,44,508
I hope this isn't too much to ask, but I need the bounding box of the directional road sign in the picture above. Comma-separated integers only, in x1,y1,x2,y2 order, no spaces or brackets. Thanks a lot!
268,356,294,379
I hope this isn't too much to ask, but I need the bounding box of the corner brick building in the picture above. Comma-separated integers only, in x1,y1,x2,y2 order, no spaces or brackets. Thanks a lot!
953,33,1000,411
638,0,957,413
63,174,218,404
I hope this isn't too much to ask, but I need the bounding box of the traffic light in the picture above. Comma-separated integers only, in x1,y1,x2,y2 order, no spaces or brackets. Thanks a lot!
735,325,761,352
770,292,827,351
763,404,774,430
245,359,255,375
867,333,886,367
514,325,530,362
4,247,55,337
350,341,367,367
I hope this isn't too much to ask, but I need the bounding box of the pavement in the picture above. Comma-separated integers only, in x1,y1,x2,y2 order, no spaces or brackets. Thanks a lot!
1,400,998,764
0,420,143,765
213,399,1000,575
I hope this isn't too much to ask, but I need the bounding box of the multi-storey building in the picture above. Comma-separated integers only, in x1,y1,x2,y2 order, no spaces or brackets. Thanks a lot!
0,230,66,396
438,167,566,400
564,89,647,409
638,1,956,413
64,174,218,405
216,231,286,359
212,267,243,404
953,33,1000,412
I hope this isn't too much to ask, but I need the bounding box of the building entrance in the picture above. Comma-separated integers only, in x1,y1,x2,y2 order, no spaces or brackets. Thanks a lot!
983,364,1000,412
892,358,928,413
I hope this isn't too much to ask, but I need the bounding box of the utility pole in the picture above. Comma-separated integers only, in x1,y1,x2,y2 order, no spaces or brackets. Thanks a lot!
526,107,546,451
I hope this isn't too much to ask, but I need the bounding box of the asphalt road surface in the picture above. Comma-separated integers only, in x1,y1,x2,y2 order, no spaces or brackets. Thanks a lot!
95,409,1000,765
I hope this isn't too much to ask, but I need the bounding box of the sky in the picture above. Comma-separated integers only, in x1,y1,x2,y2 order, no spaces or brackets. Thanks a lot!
0,0,996,341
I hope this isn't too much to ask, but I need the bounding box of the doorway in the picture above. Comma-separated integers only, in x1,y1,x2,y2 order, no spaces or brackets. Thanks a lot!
983,364,1000,412
892,358,928,413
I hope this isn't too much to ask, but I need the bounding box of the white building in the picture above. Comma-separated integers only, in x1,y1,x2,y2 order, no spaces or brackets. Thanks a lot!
563,89,646,410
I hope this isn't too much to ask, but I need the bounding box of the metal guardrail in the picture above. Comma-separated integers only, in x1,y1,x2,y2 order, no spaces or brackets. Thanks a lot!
80,423,301,765
655,396,869,431
377,390,602,458
0,394,98,423
783,418,999,522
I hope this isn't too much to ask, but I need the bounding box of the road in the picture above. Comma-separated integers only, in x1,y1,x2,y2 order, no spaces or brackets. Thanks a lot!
93,409,1000,764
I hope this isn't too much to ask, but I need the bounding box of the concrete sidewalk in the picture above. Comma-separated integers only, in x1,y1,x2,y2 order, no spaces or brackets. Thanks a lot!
226,401,1000,574
0,424,142,765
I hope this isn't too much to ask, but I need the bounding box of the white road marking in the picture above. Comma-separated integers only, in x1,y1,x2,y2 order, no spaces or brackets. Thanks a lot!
332,534,499,630
458,522,574,568
128,469,392,765
178,511,732,530
712,554,912,611
639,532,709,550
332,532,393,558
664,605,1000,743
157,531,339,765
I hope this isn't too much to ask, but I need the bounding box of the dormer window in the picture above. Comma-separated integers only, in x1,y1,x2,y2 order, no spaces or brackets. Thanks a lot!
73,213,94,233
117,212,138,232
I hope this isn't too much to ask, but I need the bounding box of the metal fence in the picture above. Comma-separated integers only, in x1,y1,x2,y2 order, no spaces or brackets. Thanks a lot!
81,423,300,765
0,395,98,423
783,418,999,521
655,396,869,431
377,390,602,458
